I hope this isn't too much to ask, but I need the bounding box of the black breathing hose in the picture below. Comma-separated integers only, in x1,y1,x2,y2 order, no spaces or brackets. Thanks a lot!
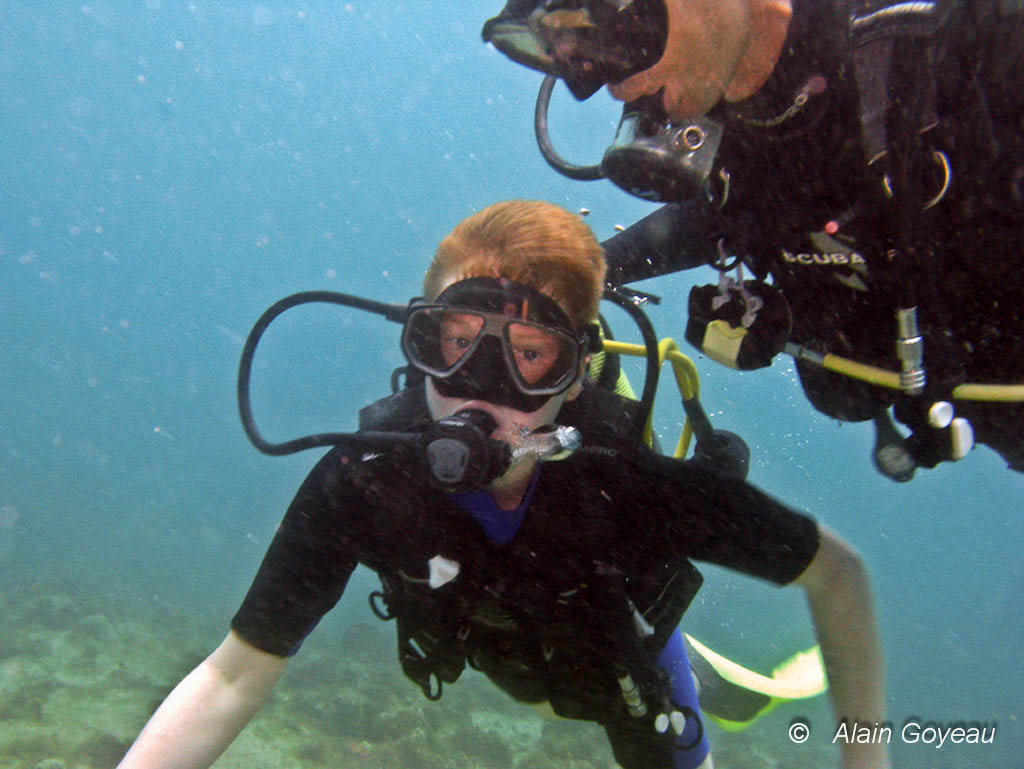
237,291,407,455
602,288,660,445
535,75,605,181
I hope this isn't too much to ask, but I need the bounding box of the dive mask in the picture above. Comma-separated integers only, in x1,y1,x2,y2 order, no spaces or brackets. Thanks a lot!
402,277,596,413
482,0,667,99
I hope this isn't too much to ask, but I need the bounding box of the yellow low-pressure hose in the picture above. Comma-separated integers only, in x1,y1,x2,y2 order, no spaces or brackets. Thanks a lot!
784,343,1024,401
602,338,701,458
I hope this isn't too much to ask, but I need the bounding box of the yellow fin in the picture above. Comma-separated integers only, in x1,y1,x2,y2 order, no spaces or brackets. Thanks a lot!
685,634,827,700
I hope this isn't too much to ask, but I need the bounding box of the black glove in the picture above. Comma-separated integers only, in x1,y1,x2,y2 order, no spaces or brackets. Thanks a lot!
685,279,791,370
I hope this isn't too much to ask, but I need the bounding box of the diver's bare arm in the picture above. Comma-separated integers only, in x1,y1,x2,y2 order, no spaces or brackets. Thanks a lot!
794,525,890,769
117,630,286,769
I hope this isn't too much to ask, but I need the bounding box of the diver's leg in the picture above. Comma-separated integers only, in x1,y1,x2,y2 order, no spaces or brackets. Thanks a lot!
657,628,713,769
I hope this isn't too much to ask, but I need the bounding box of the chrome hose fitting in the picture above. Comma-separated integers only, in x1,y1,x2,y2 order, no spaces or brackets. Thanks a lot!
896,307,926,395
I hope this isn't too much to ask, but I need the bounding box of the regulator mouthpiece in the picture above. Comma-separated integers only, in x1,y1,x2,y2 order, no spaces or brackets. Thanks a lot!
602,107,724,203
423,410,512,492
509,423,582,463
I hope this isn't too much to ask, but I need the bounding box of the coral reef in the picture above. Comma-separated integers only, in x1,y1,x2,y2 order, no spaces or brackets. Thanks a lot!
0,576,816,768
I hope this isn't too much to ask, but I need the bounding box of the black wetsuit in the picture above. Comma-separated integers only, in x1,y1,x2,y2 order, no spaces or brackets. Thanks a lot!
602,0,1024,470
231,382,819,768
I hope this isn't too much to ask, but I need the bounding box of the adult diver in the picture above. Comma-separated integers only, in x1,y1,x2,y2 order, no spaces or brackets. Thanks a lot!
117,201,889,769
481,0,1024,482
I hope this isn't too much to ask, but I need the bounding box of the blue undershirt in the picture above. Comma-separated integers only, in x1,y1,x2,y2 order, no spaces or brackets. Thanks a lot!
447,466,708,768
448,466,541,545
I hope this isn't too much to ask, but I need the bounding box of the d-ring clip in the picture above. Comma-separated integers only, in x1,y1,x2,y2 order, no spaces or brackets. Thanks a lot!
922,150,951,210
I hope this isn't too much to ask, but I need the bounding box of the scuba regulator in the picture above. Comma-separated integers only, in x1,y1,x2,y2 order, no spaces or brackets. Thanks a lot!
235,291,589,493
534,76,726,204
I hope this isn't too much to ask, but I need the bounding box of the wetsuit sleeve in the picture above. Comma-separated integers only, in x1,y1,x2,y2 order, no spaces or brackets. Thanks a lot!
601,201,719,286
636,450,820,585
231,448,360,656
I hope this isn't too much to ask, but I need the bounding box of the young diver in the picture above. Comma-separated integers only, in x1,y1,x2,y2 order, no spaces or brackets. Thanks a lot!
482,0,1024,482
117,201,889,769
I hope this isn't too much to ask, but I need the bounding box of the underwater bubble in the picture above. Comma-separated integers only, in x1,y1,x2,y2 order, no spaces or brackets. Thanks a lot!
252,5,274,26
92,38,114,60
69,96,92,117
0,505,19,530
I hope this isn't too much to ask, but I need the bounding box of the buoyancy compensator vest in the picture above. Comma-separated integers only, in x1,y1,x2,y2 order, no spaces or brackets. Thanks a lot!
359,381,704,726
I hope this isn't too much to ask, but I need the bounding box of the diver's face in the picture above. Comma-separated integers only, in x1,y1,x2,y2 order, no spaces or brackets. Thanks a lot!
607,0,755,121
423,275,585,441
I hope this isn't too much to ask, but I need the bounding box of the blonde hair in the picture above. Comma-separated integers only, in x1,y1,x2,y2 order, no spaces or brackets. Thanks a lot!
423,200,607,329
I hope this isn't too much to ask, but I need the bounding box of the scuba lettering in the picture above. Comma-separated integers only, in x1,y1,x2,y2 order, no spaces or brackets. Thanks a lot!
782,249,867,266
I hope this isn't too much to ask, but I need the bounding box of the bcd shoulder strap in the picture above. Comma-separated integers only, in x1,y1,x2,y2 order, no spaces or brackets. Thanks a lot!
843,0,942,171
841,0,965,394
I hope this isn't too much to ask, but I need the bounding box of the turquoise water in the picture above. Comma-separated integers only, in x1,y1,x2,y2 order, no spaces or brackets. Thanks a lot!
1,3,1020,768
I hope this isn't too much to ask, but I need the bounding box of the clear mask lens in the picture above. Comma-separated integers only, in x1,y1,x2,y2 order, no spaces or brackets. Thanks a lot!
403,307,580,395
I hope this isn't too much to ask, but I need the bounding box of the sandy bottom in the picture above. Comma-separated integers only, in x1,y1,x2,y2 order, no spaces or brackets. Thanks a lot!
0,577,833,769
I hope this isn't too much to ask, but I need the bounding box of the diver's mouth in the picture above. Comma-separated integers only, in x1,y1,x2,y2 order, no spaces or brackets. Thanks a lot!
451,400,533,438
